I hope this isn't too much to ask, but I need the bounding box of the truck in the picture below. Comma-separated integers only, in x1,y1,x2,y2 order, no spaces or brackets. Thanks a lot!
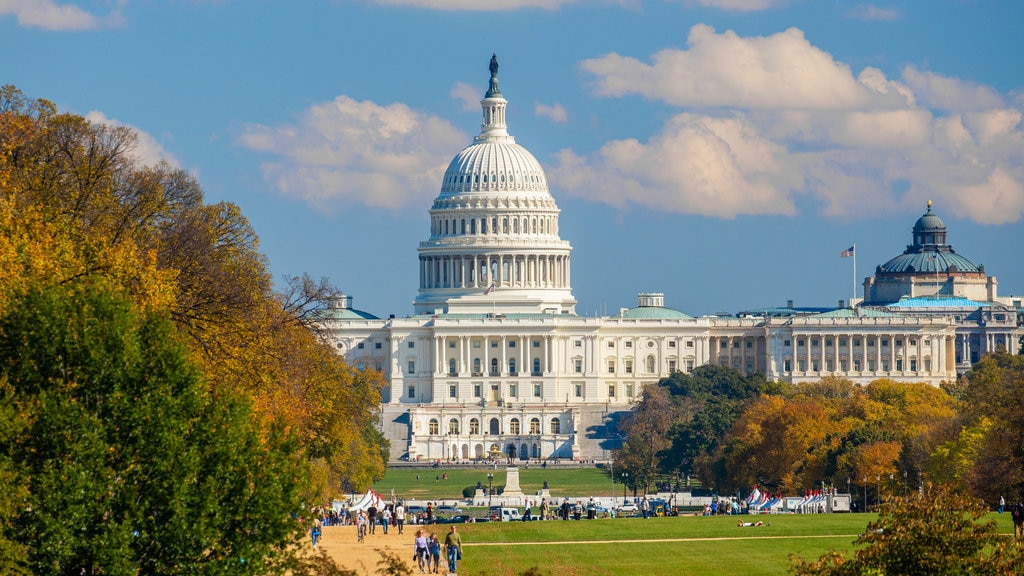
489,506,522,522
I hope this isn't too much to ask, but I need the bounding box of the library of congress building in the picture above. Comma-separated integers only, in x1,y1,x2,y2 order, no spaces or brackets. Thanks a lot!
320,59,1021,464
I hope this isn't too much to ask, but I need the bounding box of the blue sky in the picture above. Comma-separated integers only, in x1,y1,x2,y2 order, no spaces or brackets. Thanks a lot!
3,0,1022,318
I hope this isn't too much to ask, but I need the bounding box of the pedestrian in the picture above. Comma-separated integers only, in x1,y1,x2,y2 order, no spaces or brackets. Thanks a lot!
523,504,531,522
381,506,392,534
641,496,650,519
445,525,463,575
1012,502,1024,539
357,510,367,543
999,495,1005,514
587,497,596,520
540,498,549,521
414,529,430,573
428,532,442,573
368,503,378,534
396,502,406,534
310,516,322,548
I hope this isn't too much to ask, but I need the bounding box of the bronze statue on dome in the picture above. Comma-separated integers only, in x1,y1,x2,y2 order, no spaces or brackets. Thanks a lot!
490,54,499,77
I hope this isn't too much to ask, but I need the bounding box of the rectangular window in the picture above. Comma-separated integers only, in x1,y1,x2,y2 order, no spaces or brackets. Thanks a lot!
449,385,457,398
924,358,931,371
358,342,364,349
839,338,847,346
868,340,875,347
733,341,740,348
408,385,415,398
574,340,582,348
853,359,861,371
533,383,541,397
798,359,807,371
473,341,481,348
746,341,752,348
608,385,616,397
607,360,615,374
625,361,633,374
375,342,382,349
784,340,791,347
491,341,498,348
910,359,917,371
375,361,383,371
812,360,820,371
854,339,862,347
686,359,694,371
840,359,847,371
574,383,583,398
509,384,517,397
533,340,541,347
473,384,481,397
408,341,415,348
574,359,582,373
798,339,805,347
923,339,931,346
882,360,890,371
669,341,677,348
896,359,903,371
686,340,694,348
608,341,615,348
407,360,415,374
812,339,819,346
720,341,727,349
625,341,633,348
825,340,833,347
783,359,791,372
826,360,834,371
509,341,516,348
448,341,455,348
626,384,634,397
868,359,876,371
895,339,903,346
909,339,916,346
668,360,677,372
881,339,889,347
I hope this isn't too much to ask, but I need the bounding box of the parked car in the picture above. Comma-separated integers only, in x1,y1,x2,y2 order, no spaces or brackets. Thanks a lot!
437,505,463,515
616,503,638,514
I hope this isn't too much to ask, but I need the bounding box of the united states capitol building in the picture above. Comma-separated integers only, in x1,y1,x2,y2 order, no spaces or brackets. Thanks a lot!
320,58,1022,463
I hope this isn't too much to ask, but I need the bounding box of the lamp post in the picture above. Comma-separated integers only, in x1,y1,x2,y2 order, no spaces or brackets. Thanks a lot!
862,476,867,513
622,472,629,505
487,473,494,507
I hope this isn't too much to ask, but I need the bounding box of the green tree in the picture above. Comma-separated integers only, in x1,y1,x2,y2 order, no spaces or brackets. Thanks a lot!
614,384,673,494
791,483,1024,575
961,352,1024,502
0,280,309,574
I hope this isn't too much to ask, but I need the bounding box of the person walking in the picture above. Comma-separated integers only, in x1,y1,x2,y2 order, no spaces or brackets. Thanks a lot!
999,495,1005,514
368,503,378,534
357,510,367,543
381,506,392,534
310,516,322,548
414,529,430,573
396,502,406,534
641,496,651,519
444,525,463,575
428,532,442,573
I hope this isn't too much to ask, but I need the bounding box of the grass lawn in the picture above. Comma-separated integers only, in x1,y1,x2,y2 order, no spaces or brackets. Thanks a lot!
438,512,1020,576
372,467,621,501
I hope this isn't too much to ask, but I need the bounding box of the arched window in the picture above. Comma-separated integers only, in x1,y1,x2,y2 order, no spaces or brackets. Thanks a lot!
449,418,460,435
530,417,540,434
550,418,561,434
448,358,457,375
481,219,487,234
492,218,497,234
444,220,449,235
509,418,521,435
473,358,482,374
469,418,480,434
508,358,517,374
489,418,499,435
513,219,518,233
490,358,498,375
533,358,541,375
429,419,439,435
646,355,656,373
461,219,466,234
471,219,476,234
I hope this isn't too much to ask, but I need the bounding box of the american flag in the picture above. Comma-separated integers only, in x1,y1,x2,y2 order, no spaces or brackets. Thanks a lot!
484,283,495,295
840,245,855,258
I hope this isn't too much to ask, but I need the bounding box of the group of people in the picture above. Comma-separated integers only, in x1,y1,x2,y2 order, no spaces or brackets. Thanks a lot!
413,525,463,575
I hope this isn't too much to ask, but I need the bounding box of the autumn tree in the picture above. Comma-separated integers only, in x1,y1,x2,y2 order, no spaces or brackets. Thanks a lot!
791,483,1024,575
615,384,674,494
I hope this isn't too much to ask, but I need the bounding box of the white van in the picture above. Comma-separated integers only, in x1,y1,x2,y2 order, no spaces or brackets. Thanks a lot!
489,506,522,522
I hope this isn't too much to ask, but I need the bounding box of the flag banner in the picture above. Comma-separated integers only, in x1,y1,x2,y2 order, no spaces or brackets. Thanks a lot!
840,245,855,258
484,283,495,295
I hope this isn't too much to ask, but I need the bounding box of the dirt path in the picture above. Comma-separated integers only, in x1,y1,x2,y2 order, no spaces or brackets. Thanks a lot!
316,523,422,575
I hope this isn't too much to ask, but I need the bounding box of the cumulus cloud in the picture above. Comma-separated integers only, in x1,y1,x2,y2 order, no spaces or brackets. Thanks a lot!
535,102,568,123
581,25,873,109
0,0,124,30
844,4,900,21
556,24,1024,224
85,111,181,169
901,66,1005,111
550,113,801,218
238,95,467,211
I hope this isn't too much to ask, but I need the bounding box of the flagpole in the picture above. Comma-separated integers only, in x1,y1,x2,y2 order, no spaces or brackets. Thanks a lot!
852,242,856,308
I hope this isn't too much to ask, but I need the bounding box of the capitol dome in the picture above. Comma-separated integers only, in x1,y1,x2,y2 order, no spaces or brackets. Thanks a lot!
876,201,982,277
413,56,576,316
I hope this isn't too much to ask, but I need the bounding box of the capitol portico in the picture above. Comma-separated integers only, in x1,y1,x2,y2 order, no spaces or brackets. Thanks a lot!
320,57,1022,463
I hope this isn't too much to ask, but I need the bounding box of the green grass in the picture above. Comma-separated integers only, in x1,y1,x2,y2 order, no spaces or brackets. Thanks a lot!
434,513,1020,576
372,467,620,501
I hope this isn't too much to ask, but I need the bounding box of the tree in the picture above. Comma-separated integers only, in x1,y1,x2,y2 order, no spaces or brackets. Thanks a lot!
0,279,310,574
960,352,1024,502
791,483,1024,575
615,384,674,494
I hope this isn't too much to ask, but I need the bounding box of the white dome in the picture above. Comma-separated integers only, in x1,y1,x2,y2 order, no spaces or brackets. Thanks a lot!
439,140,549,199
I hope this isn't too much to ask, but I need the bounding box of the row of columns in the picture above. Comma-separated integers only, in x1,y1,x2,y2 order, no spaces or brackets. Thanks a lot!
420,253,570,290
432,213,556,237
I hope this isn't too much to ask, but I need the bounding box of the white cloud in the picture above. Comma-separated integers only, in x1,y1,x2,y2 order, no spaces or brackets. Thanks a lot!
844,4,900,21
559,25,1024,224
549,113,800,218
450,82,481,112
901,66,1004,111
85,111,181,169
0,0,124,30
238,95,467,211
581,25,873,109
535,102,568,123
372,0,577,9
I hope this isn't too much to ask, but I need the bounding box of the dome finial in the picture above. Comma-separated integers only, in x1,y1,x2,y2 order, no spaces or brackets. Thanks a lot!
927,199,932,212
486,54,502,98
